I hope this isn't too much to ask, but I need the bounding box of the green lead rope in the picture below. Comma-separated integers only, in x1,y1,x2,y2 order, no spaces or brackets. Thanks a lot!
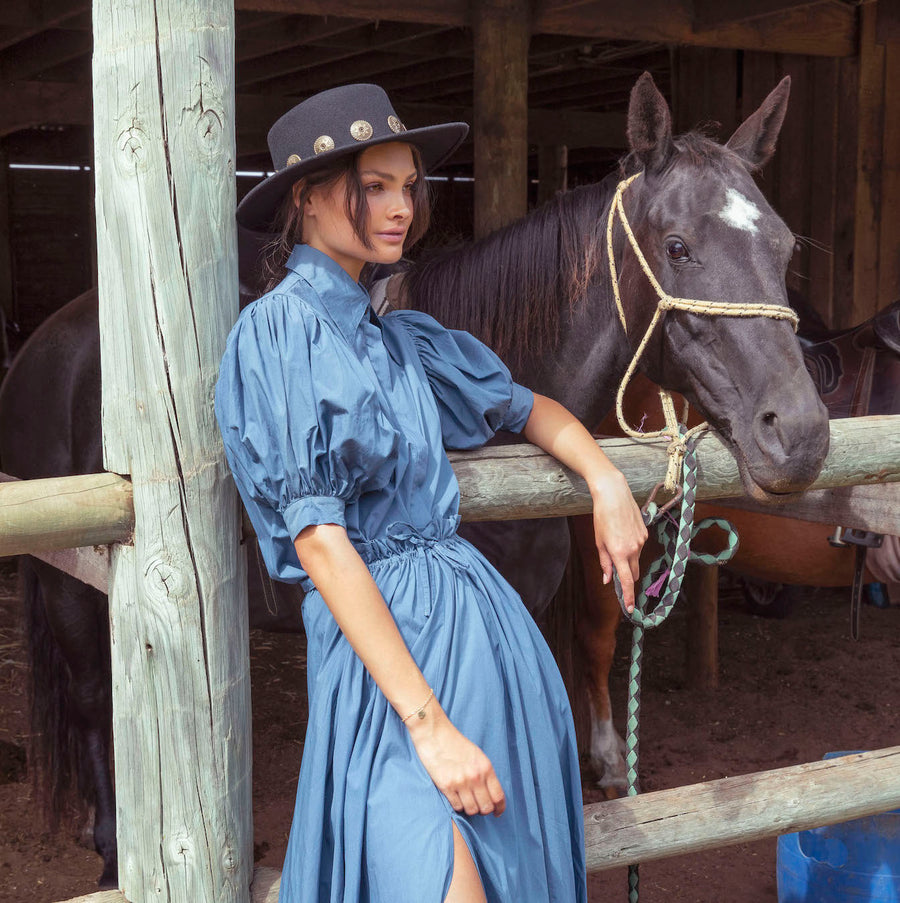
613,429,739,903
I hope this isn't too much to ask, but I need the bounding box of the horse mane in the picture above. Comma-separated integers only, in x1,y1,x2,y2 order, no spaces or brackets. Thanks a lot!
404,130,740,366
403,179,615,366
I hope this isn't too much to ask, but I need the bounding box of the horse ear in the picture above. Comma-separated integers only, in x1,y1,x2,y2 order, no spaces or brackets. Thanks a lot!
626,72,674,174
726,76,791,168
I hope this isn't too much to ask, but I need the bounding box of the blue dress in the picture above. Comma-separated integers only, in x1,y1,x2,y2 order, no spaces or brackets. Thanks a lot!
215,245,587,902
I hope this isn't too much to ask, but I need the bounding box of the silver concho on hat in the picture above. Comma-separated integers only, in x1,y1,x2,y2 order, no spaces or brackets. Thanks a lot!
350,120,373,141
286,153,301,166
313,135,335,155
388,115,406,134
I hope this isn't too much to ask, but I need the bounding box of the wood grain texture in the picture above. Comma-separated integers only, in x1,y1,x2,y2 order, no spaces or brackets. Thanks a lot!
0,471,132,554
3,416,899,562
584,747,900,869
57,867,283,903
231,0,855,56
878,39,900,309
92,0,251,899
852,1,886,325
472,0,530,238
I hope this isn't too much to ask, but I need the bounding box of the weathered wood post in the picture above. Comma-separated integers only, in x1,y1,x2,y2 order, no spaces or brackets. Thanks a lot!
92,0,251,899
472,0,530,238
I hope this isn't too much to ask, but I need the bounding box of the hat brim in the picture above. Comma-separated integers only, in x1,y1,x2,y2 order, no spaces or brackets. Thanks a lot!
236,121,468,232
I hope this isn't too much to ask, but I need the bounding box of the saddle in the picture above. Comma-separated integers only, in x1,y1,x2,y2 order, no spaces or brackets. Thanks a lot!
800,299,900,630
800,299,900,419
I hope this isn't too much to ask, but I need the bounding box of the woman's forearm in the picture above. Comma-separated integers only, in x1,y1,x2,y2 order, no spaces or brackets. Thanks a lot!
294,522,508,816
522,393,623,492
522,392,648,609
294,523,431,717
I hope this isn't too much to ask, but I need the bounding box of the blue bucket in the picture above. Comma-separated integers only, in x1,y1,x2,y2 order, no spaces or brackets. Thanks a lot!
777,753,900,902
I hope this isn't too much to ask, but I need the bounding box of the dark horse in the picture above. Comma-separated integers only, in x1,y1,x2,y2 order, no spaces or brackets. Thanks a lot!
0,73,829,888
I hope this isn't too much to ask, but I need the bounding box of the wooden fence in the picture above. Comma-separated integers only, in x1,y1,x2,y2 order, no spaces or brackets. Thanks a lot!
3,415,900,563
3,413,900,902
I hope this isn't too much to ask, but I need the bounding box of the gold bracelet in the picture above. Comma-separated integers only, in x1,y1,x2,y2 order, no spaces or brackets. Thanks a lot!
401,688,435,724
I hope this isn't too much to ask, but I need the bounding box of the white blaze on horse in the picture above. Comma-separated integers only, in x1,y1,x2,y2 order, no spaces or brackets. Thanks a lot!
0,72,830,887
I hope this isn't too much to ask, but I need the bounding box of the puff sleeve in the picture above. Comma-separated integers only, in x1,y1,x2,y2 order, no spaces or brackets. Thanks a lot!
391,309,534,449
215,294,389,549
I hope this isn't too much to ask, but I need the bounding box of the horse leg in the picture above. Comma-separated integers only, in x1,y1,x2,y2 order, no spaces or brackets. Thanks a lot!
28,558,117,888
571,515,626,797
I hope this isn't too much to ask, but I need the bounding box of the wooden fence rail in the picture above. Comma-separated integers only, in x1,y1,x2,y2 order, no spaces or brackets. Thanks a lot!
584,746,900,870
2,415,899,560
58,748,900,902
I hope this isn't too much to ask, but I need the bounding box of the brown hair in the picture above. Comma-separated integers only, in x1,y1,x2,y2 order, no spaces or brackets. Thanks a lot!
259,143,431,294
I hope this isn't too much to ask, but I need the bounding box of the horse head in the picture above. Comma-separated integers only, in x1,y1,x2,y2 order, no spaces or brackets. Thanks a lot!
613,72,829,501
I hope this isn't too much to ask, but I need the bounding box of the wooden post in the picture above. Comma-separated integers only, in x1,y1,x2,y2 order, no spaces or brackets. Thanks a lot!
684,563,718,691
833,51,859,328
472,0,530,238
0,139,12,366
851,1,886,327
537,144,567,207
92,0,250,901
808,57,839,324
878,35,900,310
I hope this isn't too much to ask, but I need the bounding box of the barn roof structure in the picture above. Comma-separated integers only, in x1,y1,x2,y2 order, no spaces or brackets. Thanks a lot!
1,0,898,342
1,0,861,164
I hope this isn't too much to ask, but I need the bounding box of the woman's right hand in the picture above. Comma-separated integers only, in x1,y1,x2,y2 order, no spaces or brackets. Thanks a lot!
406,703,506,817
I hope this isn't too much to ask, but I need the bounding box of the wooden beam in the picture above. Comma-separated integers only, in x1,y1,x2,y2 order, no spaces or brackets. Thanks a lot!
237,21,453,87
0,471,133,554
236,14,368,61
0,471,110,591
0,0,88,52
3,82,624,153
398,103,625,149
450,416,900,523
0,81,91,134
3,417,899,558
692,0,821,31
92,0,250,899
0,29,92,82
63,747,900,893
59,866,283,903
231,0,856,56
585,747,900,870
472,0,530,238
711,482,900,539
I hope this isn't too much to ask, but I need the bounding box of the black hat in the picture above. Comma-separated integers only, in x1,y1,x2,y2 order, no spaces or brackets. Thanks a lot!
236,83,468,232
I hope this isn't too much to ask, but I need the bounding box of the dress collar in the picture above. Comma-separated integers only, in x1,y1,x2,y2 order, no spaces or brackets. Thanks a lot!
285,244,374,343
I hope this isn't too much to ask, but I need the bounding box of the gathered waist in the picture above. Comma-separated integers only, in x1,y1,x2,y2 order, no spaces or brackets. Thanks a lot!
298,515,464,593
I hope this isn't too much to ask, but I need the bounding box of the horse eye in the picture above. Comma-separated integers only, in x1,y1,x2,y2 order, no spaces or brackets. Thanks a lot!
665,238,690,262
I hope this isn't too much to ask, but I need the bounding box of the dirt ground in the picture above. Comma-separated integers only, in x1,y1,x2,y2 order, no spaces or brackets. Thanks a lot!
1,557,898,903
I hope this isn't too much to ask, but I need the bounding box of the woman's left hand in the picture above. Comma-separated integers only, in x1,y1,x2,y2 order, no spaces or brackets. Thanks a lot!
590,468,648,612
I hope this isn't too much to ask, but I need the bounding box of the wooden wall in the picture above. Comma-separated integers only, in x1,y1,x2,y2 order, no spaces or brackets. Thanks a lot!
675,16,900,331
5,4,900,345
3,127,94,356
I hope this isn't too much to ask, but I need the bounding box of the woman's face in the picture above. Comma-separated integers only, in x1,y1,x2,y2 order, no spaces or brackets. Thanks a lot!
301,142,418,281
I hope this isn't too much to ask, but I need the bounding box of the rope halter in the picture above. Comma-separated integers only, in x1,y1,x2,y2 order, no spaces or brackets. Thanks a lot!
606,171,800,490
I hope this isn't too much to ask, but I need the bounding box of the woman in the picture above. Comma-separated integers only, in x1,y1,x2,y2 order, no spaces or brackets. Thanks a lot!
216,84,647,902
